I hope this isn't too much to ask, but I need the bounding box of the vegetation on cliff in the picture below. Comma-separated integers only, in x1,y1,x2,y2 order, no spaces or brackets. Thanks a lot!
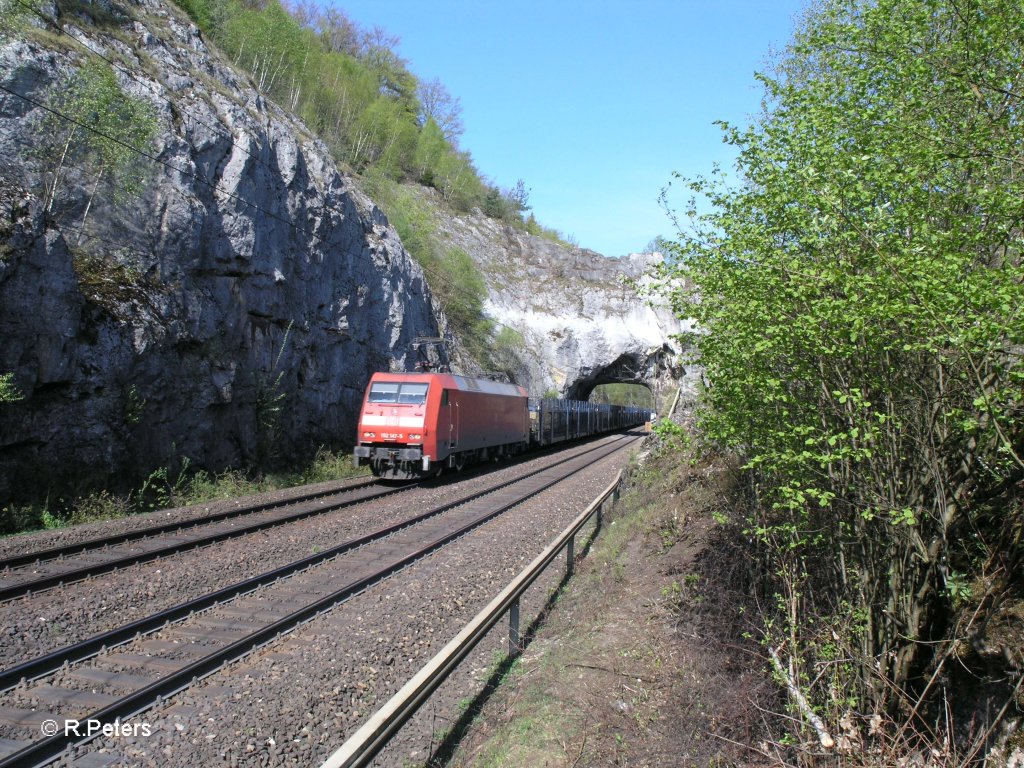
171,0,552,234
659,0,1023,760
2,0,556,375
169,0,570,367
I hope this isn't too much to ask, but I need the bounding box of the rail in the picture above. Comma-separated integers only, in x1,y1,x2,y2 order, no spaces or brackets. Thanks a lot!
319,469,624,768
0,477,376,572
0,437,629,694
0,481,401,602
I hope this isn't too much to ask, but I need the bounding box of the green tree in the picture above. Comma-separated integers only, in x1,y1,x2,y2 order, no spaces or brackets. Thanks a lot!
416,77,463,144
434,148,484,211
412,117,448,185
174,0,215,32
508,178,530,215
0,373,22,403
659,0,1024,723
481,187,507,219
38,61,158,232
169,0,550,229
352,96,417,177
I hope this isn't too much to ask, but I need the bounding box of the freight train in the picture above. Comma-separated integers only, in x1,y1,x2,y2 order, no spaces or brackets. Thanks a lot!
353,371,647,480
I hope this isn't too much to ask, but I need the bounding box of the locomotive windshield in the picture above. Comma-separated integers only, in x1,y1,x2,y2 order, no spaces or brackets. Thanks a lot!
368,382,429,405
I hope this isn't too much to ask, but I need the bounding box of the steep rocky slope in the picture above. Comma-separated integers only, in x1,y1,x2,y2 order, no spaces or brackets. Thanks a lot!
0,0,440,501
0,0,690,508
435,198,696,405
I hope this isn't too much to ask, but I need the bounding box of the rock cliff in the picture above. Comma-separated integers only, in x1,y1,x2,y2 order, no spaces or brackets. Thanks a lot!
0,1,440,501
0,0,691,507
435,202,695,408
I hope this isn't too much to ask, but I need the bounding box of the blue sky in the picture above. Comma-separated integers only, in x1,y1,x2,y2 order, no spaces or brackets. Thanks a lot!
334,0,808,257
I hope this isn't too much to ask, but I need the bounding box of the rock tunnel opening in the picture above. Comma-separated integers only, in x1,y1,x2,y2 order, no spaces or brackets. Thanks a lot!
562,345,682,414
588,382,654,409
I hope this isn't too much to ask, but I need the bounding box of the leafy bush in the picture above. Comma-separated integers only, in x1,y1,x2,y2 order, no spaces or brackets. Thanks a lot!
657,0,1024,749
0,373,22,403
35,60,158,220
373,185,496,364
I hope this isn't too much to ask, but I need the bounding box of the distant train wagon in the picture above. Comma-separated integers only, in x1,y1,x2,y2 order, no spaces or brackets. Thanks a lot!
353,372,649,480
529,398,648,445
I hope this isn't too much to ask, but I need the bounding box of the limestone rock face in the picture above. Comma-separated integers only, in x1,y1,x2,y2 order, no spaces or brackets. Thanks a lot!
0,0,695,507
0,4,439,501
436,203,697,408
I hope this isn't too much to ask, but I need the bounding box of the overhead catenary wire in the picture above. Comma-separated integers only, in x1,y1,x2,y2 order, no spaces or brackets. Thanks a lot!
0,81,532,349
0,8,570,352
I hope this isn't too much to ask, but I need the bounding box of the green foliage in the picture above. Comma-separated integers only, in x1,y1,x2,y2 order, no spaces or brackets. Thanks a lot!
36,60,158,218
651,418,684,440
171,0,549,227
482,180,531,222
0,449,368,536
374,185,497,366
494,326,525,351
157,0,570,363
0,373,22,403
297,447,368,485
1,490,131,534
72,250,163,316
657,0,1024,719
0,0,37,37
173,0,214,31
651,417,691,454
413,118,448,186
489,326,528,377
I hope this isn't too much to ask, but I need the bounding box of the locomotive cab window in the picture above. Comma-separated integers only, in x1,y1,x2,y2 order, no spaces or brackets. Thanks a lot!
368,382,428,405
441,390,449,406
368,382,400,403
397,383,428,404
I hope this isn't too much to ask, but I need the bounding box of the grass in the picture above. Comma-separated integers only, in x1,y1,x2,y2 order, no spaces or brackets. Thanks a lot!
446,463,661,767
469,708,572,768
0,448,369,536
445,437,776,768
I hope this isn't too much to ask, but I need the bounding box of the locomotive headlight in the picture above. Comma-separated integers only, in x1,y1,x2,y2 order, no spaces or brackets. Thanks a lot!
363,431,376,438
409,433,422,440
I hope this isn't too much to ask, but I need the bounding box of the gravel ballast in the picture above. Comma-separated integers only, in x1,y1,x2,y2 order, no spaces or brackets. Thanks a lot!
63,435,640,767
0,439,621,668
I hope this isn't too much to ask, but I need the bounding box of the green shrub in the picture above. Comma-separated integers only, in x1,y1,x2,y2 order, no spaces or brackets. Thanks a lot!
657,0,1024,729
0,373,22,403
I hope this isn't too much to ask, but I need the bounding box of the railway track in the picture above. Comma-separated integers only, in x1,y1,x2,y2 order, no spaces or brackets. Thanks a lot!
0,479,402,602
0,433,640,767
0,476,380,570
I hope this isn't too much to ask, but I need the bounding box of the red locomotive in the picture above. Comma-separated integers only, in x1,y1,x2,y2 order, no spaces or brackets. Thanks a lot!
353,338,649,480
353,371,530,480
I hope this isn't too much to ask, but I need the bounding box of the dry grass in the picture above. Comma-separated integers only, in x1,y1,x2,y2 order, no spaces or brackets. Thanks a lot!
445,444,778,767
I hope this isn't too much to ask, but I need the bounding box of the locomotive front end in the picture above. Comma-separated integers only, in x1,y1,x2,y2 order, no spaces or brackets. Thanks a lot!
353,375,436,480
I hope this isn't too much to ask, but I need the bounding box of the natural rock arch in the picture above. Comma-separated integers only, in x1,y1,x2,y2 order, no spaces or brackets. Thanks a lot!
564,344,683,408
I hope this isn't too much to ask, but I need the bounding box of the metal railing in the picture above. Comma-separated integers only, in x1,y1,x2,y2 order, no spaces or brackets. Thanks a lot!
319,470,624,768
